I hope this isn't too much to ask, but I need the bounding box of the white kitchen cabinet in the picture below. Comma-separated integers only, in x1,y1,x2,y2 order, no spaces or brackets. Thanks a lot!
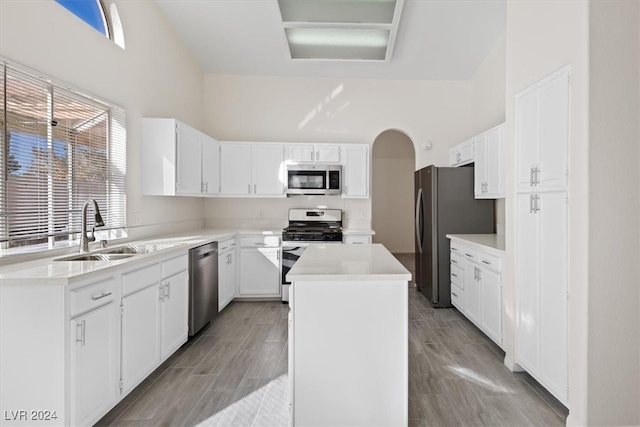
218,238,237,311
516,191,569,404
121,255,188,394
474,124,505,199
220,142,285,197
286,143,341,163
463,258,481,326
449,139,474,167
449,240,504,348
121,282,160,394
220,143,253,196
342,234,372,244
142,118,220,197
239,248,281,296
516,68,570,191
69,280,118,427
341,144,369,198
160,270,188,359
252,144,286,196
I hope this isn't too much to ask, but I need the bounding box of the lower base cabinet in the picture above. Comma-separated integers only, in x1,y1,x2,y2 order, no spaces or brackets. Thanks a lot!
218,238,237,311
239,248,281,296
449,240,504,348
160,270,189,358
69,295,118,426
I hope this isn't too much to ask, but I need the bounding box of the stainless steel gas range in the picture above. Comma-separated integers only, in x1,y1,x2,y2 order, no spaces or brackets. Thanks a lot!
281,208,343,302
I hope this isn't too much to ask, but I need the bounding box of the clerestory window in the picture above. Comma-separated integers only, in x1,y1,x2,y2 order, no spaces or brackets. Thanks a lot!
55,0,125,49
0,61,127,250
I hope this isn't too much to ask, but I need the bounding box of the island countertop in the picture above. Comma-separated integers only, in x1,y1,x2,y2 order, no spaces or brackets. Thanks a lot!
287,243,411,282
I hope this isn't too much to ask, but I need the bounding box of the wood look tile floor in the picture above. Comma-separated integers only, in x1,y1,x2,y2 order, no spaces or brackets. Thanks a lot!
98,253,568,427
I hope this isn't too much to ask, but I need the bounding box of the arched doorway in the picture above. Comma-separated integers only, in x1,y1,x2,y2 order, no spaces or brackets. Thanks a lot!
372,130,416,265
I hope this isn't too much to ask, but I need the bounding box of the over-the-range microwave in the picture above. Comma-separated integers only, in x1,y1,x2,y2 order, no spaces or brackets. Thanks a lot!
286,164,341,196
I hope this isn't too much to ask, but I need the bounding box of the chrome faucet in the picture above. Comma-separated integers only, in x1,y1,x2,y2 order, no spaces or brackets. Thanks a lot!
80,198,105,253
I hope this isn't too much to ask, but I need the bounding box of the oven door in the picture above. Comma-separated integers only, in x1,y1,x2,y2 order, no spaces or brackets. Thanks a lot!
282,243,309,302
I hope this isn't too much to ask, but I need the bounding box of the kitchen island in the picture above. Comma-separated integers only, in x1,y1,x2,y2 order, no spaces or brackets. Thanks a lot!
286,243,411,426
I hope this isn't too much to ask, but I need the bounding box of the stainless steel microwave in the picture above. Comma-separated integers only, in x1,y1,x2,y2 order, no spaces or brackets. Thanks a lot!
286,164,342,195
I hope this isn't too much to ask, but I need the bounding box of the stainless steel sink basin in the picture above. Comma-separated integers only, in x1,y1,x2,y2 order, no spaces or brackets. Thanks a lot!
55,253,136,262
99,246,138,255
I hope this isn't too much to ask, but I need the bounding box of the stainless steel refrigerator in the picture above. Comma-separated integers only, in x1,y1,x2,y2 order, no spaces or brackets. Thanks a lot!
414,165,494,307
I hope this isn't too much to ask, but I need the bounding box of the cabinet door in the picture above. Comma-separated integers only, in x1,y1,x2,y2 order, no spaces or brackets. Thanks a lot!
287,144,315,162
463,260,481,326
121,285,160,393
485,125,504,196
473,134,487,197
239,248,280,296
218,253,228,311
176,123,202,195
69,303,117,426
515,90,540,190
161,271,188,359
315,144,341,163
253,144,285,196
538,72,569,190
459,140,474,165
201,135,220,195
538,191,568,399
342,144,369,198
227,250,237,302
449,147,459,166
480,268,502,346
515,193,540,372
220,143,252,195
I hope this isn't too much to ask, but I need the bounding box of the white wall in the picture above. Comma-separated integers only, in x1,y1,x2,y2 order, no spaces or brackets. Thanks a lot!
202,74,473,228
0,0,206,239
587,2,639,425
372,131,415,253
470,32,507,235
505,0,589,424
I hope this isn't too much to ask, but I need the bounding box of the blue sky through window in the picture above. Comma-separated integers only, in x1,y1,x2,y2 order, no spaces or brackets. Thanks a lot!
55,0,108,37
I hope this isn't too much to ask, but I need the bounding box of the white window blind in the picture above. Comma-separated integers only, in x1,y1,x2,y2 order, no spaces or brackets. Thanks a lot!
0,62,127,248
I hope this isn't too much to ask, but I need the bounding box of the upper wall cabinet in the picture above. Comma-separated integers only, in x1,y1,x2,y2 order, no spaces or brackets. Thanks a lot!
449,139,474,167
341,144,369,198
516,70,570,191
220,143,286,197
475,123,505,199
142,118,219,196
286,144,341,163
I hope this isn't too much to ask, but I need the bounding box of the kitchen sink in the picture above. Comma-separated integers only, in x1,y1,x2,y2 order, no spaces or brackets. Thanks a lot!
55,253,136,262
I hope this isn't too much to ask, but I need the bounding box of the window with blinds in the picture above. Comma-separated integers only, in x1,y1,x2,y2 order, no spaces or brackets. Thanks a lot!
0,62,127,249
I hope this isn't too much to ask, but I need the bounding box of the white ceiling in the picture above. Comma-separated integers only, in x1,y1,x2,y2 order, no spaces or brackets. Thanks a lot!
154,0,506,81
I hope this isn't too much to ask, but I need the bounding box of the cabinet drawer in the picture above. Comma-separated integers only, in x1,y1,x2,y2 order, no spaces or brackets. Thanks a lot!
462,247,478,262
478,252,502,273
219,238,236,252
239,236,280,248
70,277,116,317
451,284,463,310
450,241,464,255
122,263,161,296
343,235,371,244
162,254,188,278
450,264,463,289
450,252,464,268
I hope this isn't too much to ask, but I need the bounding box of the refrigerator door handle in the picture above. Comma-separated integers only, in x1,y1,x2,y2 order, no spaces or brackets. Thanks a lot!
415,188,424,253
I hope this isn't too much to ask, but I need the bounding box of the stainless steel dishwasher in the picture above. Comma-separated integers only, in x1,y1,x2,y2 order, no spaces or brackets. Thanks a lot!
188,242,218,336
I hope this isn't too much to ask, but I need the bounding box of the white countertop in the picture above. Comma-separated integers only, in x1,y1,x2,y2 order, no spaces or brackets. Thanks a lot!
446,234,505,255
287,243,411,282
0,228,281,286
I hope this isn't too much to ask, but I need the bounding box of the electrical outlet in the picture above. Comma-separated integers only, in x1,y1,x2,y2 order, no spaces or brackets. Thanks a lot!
131,213,141,226
258,210,264,218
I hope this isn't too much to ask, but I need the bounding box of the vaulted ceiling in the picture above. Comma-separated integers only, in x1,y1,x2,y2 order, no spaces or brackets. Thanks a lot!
154,0,506,81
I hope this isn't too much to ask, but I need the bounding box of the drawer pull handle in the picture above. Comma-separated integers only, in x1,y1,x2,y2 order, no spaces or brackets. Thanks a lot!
452,292,458,297
451,273,458,277
451,259,457,264
91,291,112,301
451,247,458,251
482,260,491,265
465,253,473,258
254,243,266,246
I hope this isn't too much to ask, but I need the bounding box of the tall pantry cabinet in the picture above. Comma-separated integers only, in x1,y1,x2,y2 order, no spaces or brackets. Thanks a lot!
514,67,570,406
